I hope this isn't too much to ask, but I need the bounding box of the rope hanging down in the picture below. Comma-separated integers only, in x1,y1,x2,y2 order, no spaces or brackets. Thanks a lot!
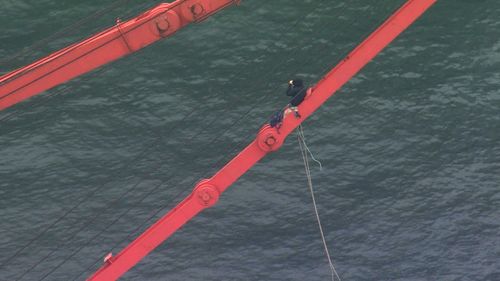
297,125,341,281
2,2,336,278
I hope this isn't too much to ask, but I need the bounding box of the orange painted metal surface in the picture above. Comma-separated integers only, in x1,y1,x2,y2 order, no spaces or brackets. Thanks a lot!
87,0,437,280
0,0,240,110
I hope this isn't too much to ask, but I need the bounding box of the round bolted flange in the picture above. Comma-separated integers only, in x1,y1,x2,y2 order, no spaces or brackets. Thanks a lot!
257,125,283,152
181,0,210,22
190,3,205,16
265,136,276,146
156,16,169,32
194,182,219,208
151,10,181,37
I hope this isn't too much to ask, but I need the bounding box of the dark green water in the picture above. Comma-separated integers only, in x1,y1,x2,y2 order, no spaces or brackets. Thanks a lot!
1,0,499,280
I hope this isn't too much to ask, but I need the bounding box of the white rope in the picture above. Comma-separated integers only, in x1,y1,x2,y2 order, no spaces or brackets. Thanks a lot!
297,125,323,170
297,126,341,281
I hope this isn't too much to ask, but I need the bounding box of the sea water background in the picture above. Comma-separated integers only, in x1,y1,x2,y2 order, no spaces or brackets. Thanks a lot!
1,0,499,280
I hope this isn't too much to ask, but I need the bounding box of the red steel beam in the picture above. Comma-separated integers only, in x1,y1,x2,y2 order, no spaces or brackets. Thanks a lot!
0,0,240,110
87,0,436,280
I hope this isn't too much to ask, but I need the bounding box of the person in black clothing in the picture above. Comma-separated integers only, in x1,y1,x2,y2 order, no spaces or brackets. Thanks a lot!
285,79,306,118
268,79,307,130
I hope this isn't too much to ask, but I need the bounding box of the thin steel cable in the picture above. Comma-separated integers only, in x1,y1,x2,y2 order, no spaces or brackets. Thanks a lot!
0,0,234,128
28,72,273,280
0,0,330,124
313,0,408,83
292,9,410,279
297,125,341,281
23,2,335,279
9,90,246,276
71,1,405,277
0,97,200,272
0,0,202,128
12,0,394,276
69,180,197,281
0,91,59,123
121,2,405,279
78,0,398,262
0,0,167,123
66,0,399,278
36,104,252,281
1,0,239,272
0,0,133,67
66,66,329,279
0,0,191,91
213,1,408,276
3,19,277,275
0,0,370,123
69,119,258,281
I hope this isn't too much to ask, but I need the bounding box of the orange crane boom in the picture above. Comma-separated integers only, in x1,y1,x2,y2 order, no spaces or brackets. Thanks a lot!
0,0,240,110
87,0,437,280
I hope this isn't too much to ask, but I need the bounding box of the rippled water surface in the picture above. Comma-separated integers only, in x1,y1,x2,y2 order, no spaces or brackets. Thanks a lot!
1,0,499,280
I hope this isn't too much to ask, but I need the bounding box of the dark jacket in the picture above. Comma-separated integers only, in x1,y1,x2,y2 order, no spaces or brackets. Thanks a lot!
286,84,306,107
